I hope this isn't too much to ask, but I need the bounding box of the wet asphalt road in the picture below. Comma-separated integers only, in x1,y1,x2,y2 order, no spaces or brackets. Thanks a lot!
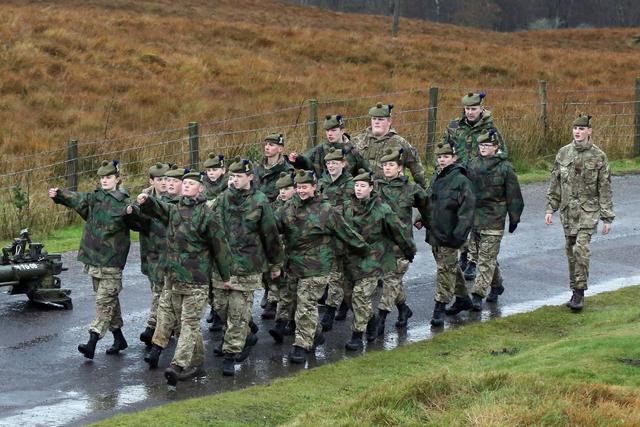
1,175,639,427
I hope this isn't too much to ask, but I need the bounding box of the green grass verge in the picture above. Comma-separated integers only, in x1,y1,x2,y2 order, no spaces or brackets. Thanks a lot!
94,286,640,426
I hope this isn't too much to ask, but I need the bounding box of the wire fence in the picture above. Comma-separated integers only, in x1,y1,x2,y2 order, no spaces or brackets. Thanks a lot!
1,81,639,240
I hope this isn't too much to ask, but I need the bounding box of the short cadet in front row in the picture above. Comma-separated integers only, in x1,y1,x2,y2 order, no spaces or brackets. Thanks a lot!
343,169,416,350
135,171,232,386
49,160,134,360
467,130,524,311
275,170,368,364
545,115,614,311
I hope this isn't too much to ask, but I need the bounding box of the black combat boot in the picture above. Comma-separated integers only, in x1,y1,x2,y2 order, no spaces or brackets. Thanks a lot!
269,319,287,344
213,340,224,357
471,293,483,312
430,301,447,327
288,345,306,364
261,301,277,320
464,262,477,281
459,249,469,272
106,328,128,355
222,354,236,376
205,307,215,323
283,320,296,336
235,341,254,362
345,331,364,351
366,314,379,342
260,289,268,309
139,326,155,347
376,310,389,337
249,320,259,334
486,285,505,303
445,295,473,315
311,333,325,350
395,303,413,327
78,332,100,359
144,344,163,369
568,289,584,311
334,301,349,321
320,305,337,332
209,311,224,332
177,365,204,381
164,363,183,386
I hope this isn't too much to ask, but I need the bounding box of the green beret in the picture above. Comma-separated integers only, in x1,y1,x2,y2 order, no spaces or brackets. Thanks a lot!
461,92,486,107
203,153,225,169
477,129,498,145
276,171,295,189
435,142,457,156
380,148,403,164
353,168,374,184
323,114,345,130
324,147,346,162
294,169,317,185
228,157,253,174
182,171,204,183
572,114,592,128
97,160,120,177
148,162,169,178
264,133,285,146
165,164,187,178
368,102,393,118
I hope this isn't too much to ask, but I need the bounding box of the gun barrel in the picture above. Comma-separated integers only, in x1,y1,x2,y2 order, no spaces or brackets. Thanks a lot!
0,263,50,283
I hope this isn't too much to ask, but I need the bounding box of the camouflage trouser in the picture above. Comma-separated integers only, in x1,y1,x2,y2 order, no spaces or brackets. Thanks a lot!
432,246,468,304
146,279,164,328
469,230,504,298
325,268,345,309
294,275,330,350
263,272,280,304
213,274,261,354
276,274,297,322
565,228,595,290
351,276,379,333
152,278,183,348
170,283,208,369
379,258,410,312
85,265,123,338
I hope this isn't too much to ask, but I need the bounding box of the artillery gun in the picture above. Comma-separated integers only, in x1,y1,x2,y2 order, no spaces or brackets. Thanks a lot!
1,229,71,309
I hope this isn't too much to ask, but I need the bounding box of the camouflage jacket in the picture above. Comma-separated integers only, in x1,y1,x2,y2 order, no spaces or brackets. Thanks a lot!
255,155,295,203
53,188,131,268
203,173,228,201
135,186,168,282
426,164,475,248
318,169,355,213
467,153,524,232
291,136,369,178
276,194,368,279
546,139,614,234
343,195,416,281
214,186,284,281
352,127,426,188
376,175,429,240
443,110,508,167
140,193,232,285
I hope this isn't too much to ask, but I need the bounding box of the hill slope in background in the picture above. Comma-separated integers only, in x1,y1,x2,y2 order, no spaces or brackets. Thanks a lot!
1,0,639,154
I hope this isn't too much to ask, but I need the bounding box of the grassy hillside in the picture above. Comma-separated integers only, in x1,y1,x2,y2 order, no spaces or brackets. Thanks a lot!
1,0,639,156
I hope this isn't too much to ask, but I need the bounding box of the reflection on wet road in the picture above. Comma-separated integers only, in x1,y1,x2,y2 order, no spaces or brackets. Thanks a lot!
1,175,639,427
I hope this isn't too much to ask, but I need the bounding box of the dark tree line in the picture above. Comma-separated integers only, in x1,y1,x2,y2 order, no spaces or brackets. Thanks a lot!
285,0,640,31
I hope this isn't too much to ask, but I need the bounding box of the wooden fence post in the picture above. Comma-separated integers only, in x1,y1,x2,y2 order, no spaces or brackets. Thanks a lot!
426,87,439,164
308,99,318,150
634,77,640,157
67,139,78,191
188,122,200,170
539,80,548,140
392,0,401,37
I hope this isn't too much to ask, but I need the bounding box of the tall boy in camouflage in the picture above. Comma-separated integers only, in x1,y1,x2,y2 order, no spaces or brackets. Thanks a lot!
212,158,284,376
375,148,429,336
49,160,132,360
317,147,356,332
423,143,475,327
343,170,416,351
467,130,524,311
352,102,426,188
276,170,368,364
545,115,614,311
288,114,368,177
135,171,232,386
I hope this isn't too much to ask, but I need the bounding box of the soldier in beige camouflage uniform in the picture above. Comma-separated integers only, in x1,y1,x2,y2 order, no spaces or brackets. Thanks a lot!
545,115,614,311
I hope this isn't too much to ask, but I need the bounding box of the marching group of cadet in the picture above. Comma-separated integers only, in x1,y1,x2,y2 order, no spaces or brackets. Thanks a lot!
47,91,614,387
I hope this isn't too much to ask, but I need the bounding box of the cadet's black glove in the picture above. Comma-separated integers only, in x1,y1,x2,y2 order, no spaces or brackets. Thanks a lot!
508,222,518,233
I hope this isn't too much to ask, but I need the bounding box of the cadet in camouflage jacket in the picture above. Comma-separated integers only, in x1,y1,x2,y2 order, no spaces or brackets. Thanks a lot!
203,173,228,200
376,175,429,241
318,168,355,213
